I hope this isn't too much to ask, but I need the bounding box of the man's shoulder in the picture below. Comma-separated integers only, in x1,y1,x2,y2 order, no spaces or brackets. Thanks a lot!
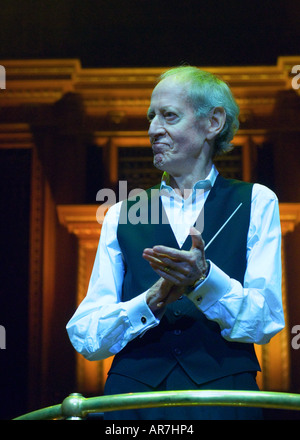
216,174,254,189
252,182,278,202
216,175,278,202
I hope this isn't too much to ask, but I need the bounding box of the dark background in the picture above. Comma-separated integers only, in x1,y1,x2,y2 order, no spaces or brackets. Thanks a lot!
0,0,299,68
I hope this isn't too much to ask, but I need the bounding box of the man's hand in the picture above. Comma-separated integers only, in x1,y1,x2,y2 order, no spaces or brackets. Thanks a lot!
143,227,208,310
145,278,185,313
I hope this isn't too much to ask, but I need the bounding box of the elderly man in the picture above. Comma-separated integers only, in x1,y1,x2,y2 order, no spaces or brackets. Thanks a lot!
67,66,284,420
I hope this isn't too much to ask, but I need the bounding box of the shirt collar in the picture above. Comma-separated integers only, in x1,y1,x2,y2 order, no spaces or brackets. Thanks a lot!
160,164,218,194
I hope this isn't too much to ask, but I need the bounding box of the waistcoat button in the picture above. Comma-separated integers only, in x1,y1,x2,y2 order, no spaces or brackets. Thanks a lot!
174,348,182,355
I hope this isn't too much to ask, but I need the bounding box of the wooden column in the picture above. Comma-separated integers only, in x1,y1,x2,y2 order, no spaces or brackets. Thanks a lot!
57,205,113,395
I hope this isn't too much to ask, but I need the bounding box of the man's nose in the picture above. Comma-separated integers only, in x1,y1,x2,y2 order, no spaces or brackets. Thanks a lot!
148,116,165,139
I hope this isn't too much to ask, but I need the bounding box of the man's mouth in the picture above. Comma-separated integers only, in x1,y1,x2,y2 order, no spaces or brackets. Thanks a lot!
152,142,169,154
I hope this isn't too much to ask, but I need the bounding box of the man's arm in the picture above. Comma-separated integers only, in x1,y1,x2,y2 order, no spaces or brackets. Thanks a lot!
66,202,167,361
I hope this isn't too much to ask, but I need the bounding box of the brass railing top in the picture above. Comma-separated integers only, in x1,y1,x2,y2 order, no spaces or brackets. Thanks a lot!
13,390,300,420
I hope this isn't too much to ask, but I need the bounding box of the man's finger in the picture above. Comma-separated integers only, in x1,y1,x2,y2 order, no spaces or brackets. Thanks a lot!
150,263,181,284
190,227,205,251
151,245,188,260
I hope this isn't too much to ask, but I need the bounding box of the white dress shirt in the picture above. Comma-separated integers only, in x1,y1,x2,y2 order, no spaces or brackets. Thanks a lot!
66,165,285,361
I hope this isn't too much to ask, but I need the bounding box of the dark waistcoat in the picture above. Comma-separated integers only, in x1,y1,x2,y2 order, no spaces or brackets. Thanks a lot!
108,175,260,387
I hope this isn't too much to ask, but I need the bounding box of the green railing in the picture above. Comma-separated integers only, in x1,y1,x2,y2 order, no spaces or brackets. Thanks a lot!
13,390,300,420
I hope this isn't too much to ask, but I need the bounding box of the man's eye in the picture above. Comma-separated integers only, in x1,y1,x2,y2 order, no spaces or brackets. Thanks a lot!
147,112,155,122
164,112,177,120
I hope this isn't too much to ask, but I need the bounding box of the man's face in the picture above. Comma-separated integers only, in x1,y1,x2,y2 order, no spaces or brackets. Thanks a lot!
148,77,210,177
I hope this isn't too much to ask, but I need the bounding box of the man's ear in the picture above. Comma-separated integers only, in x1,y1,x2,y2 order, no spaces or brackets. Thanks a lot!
206,107,226,140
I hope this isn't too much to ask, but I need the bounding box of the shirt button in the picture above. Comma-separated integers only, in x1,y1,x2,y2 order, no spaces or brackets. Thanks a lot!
141,316,147,324
196,296,203,303
174,329,181,335
174,310,181,317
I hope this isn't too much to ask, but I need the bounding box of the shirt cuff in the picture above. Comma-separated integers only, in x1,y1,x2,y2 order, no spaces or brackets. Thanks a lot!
125,290,160,333
186,260,232,312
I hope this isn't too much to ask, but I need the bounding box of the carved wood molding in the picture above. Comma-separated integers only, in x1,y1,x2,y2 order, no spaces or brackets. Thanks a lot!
3,55,298,85
0,123,34,149
57,205,102,240
2,56,300,118
27,147,46,407
279,203,300,234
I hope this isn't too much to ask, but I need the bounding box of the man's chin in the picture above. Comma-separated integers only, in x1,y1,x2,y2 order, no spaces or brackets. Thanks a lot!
153,154,165,170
